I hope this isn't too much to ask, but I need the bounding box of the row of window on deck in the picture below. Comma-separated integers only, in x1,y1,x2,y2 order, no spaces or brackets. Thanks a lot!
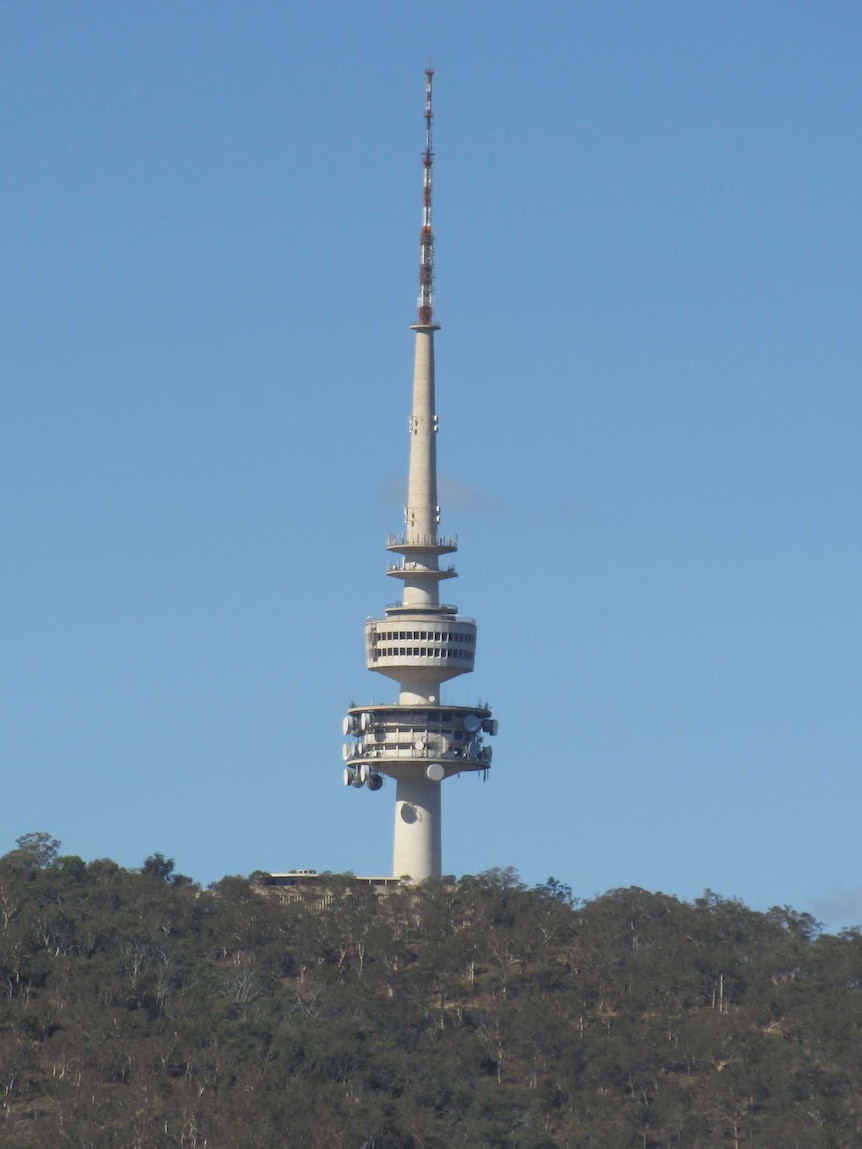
374,646,473,660
377,629,475,644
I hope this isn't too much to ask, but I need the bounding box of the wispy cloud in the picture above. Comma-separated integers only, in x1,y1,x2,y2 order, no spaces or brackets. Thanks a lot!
378,474,405,507
439,477,508,513
378,476,590,522
553,502,591,522
378,473,508,514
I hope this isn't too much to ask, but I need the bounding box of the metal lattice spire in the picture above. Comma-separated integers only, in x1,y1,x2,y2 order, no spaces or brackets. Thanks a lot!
417,67,435,325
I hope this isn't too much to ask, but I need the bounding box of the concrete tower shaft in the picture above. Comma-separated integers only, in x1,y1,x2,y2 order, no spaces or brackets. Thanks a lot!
404,326,440,563
341,72,498,882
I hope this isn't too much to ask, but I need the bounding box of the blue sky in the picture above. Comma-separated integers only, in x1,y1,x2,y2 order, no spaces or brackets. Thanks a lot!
3,2,860,928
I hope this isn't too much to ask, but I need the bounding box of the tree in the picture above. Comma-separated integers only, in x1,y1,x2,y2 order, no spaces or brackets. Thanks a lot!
0,853,859,1146
534,876,576,906
14,831,61,868
141,852,175,882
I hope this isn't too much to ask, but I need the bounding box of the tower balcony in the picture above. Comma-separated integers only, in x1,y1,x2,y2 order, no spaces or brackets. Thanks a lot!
383,601,462,617
386,533,458,556
386,562,458,581
341,702,497,782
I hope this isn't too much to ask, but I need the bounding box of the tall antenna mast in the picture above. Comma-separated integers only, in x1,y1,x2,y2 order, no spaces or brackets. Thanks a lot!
418,67,435,326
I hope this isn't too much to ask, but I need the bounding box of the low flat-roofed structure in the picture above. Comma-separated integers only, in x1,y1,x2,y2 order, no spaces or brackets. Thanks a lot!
256,871,403,903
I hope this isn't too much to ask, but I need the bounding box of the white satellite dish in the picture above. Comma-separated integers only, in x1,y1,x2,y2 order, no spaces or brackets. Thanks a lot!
358,763,369,784
360,712,372,732
342,715,356,736
342,743,353,762
426,763,445,782
343,768,353,787
414,738,426,752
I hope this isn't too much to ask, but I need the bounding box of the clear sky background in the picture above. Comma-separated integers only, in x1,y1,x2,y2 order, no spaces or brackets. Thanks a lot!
3,2,860,928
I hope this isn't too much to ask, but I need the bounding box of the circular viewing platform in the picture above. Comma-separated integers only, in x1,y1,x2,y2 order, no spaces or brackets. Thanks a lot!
383,601,461,617
386,563,457,581
342,702,497,781
386,533,458,556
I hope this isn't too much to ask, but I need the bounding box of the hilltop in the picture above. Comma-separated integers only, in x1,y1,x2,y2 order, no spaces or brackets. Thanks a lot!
0,835,859,1147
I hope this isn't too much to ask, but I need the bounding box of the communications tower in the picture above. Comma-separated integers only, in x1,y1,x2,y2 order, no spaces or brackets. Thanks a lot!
341,70,498,881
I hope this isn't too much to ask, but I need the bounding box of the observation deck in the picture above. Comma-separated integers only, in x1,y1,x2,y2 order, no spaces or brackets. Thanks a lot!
386,562,457,582
382,600,461,617
341,703,497,785
386,533,458,556
365,615,477,680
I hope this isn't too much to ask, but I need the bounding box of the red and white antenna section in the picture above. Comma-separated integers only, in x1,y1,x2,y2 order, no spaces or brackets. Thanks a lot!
418,67,435,326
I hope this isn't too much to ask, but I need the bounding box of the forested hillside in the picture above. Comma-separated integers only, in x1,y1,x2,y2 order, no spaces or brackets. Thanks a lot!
0,834,860,1148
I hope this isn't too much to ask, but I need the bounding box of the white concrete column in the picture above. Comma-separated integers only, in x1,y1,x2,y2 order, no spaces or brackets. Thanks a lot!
393,774,442,880
405,326,438,546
